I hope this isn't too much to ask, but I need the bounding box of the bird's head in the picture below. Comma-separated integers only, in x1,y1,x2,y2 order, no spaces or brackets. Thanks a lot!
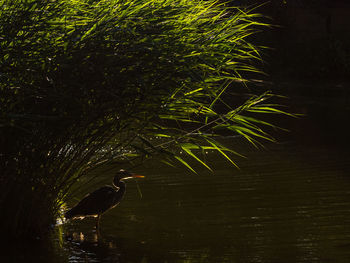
113,169,144,185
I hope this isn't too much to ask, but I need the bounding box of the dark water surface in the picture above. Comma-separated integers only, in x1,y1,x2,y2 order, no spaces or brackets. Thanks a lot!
4,80,350,263
57,139,350,263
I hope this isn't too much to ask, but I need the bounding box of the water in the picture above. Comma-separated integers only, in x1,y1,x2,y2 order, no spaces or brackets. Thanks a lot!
4,79,350,262
58,139,350,263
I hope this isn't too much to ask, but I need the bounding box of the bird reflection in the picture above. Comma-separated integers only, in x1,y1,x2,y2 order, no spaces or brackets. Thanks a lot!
72,232,85,242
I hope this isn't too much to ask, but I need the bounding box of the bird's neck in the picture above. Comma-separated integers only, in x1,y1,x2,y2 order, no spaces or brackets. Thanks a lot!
113,180,126,190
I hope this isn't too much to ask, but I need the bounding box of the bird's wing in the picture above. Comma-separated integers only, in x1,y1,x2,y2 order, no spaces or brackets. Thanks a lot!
66,186,117,218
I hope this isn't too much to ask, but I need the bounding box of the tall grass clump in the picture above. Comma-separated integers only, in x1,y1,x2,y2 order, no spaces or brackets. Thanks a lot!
0,0,286,239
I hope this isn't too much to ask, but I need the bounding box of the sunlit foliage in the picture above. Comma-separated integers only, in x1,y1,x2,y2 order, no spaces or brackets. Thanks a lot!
0,0,286,238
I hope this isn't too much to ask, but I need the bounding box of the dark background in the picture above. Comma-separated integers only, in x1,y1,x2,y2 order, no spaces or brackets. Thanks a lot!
261,0,350,79
238,0,350,151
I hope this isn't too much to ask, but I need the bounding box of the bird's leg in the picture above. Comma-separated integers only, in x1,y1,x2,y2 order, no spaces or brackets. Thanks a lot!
96,215,101,236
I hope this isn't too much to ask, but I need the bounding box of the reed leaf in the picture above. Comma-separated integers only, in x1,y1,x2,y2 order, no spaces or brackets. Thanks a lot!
0,0,290,239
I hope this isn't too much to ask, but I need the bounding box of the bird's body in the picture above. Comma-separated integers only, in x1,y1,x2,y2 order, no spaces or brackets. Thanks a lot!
65,184,126,219
65,169,144,233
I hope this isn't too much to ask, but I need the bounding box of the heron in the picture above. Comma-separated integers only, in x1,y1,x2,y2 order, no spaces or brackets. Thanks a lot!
65,169,144,233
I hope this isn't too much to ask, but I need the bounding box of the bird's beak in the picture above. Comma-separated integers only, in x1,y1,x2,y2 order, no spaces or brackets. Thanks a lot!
132,174,145,179
122,174,145,180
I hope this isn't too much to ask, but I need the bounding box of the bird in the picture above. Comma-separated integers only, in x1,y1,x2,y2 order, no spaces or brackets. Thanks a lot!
65,169,144,233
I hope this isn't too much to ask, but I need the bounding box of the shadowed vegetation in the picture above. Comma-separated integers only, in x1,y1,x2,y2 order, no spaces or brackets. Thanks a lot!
0,0,287,239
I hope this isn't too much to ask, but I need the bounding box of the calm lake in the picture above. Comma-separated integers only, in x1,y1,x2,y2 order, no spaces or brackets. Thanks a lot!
4,81,350,262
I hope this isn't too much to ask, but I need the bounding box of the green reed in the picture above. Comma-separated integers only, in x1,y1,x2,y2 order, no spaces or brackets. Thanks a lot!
0,0,287,239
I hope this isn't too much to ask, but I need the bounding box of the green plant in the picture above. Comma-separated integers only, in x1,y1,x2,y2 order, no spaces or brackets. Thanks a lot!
0,0,286,239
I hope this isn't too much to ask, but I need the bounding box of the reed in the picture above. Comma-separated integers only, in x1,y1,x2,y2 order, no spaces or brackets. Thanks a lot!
0,0,287,239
